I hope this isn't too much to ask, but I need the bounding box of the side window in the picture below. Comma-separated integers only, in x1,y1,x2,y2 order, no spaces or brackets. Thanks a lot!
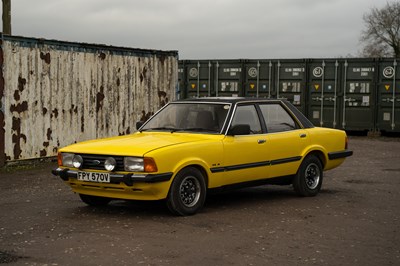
259,104,298,133
231,105,262,134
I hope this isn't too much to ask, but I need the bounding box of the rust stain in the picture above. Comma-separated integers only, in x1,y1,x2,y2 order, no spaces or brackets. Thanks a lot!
18,76,26,92
140,110,153,122
11,117,23,160
81,115,84,133
10,101,28,113
40,52,51,64
96,86,105,112
116,78,120,87
99,52,106,60
14,90,20,101
43,141,49,147
40,149,47,157
51,108,59,119
158,90,169,107
46,128,52,141
42,107,48,115
140,67,147,83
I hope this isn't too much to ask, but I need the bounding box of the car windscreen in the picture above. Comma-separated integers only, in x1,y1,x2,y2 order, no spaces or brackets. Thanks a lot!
141,103,231,133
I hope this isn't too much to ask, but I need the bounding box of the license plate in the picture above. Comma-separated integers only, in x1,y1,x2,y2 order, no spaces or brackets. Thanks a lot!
77,171,110,183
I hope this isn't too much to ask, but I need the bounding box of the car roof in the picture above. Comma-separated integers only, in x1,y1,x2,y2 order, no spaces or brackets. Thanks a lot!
175,97,285,104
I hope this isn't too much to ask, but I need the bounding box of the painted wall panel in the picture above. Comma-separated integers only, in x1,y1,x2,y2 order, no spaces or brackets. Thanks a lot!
0,35,178,164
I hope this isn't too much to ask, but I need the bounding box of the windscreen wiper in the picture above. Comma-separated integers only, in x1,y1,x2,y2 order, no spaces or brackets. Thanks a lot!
140,127,180,133
177,128,219,133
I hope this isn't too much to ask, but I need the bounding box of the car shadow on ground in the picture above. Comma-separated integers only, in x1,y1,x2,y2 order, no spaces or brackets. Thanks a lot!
68,185,341,218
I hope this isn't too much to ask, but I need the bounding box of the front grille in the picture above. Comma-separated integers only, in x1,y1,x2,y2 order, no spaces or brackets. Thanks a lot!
79,154,125,171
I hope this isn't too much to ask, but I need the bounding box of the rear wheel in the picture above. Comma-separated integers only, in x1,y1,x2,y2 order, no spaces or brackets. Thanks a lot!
79,194,111,206
293,155,323,197
167,167,206,216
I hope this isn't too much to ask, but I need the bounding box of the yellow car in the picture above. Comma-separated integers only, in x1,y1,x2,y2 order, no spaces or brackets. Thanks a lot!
52,98,352,215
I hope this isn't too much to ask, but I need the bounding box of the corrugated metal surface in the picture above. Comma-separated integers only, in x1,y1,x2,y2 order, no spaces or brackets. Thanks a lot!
0,35,178,164
179,58,400,133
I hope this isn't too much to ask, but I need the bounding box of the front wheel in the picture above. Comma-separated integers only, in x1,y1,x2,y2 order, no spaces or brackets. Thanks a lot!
79,194,111,206
293,155,323,197
167,167,207,216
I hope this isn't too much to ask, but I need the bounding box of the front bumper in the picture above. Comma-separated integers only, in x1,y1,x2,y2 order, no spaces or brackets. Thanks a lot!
52,168,173,186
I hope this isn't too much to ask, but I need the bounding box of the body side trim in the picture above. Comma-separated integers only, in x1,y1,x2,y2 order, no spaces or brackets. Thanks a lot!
210,156,302,173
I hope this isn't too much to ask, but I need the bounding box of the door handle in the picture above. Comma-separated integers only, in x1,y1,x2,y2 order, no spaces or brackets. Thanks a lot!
299,133,307,138
258,139,266,144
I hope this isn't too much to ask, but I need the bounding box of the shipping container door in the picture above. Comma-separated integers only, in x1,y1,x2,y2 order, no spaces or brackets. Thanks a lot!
341,59,376,131
185,60,213,98
274,60,307,114
244,60,273,98
308,60,340,128
377,59,400,133
215,60,243,97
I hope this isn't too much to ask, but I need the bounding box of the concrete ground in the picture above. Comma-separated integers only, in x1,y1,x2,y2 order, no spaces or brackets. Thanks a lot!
0,136,399,265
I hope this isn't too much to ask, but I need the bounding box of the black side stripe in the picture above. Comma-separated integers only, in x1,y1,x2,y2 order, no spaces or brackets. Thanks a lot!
270,156,302,165
210,156,302,173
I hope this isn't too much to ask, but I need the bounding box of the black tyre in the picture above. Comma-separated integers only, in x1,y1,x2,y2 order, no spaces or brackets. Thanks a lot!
167,167,207,216
79,194,111,206
293,155,323,197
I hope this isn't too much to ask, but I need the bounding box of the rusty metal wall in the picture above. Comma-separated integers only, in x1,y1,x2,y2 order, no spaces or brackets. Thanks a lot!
0,35,178,165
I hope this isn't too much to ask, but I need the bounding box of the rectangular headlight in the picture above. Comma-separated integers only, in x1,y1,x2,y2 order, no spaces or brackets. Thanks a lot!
124,157,144,172
61,153,74,167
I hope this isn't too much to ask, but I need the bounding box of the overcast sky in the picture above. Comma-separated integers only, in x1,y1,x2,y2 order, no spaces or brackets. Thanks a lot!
1,0,390,59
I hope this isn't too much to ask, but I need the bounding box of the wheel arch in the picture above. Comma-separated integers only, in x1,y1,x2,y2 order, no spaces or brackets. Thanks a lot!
303,150,326,169
173,164,209,189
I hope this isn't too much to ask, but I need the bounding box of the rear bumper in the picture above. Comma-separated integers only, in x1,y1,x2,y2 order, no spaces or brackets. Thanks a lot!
328,150,353,160
52,168,173,186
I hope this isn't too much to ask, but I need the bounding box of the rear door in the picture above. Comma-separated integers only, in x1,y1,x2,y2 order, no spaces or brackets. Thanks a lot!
259,103,309,178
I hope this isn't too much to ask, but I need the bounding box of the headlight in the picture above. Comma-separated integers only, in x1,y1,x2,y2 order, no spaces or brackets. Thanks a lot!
72,155,83,169
124,157,158,172
61,153,74,167
104,157,117,171
124,157,144,172
60,153,83,169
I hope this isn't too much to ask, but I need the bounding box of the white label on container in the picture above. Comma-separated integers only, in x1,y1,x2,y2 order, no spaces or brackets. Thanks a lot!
294,95,301,102
383,113,391,121
313,111,320,119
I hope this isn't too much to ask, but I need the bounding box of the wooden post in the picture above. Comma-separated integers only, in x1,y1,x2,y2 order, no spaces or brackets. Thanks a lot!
2,0,11,35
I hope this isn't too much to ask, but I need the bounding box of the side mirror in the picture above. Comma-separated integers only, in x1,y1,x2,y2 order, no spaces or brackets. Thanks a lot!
228,124,251,136
136,121,144,130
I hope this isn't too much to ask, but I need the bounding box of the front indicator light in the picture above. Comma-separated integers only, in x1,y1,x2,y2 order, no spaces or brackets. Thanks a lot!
57,152,62,166
144,157,158,172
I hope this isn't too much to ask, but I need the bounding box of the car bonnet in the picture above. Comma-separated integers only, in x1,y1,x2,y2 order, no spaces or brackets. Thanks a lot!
58,132,219,157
